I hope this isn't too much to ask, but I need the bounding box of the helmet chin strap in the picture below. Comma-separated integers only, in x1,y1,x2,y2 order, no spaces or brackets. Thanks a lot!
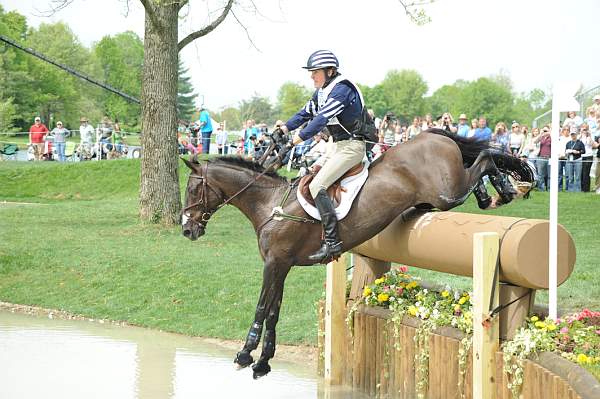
322,69,340,88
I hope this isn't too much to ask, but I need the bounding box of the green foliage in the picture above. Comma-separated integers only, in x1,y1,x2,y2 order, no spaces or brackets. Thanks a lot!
215,107,242,130
0,97,18,132
360,69,428,124
239,93,275,124
177,60,197,121
276,81,312,121
93,31,143,130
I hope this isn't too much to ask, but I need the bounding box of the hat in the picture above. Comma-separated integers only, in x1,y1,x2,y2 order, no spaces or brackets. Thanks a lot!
80,117,88,122
593,94,600,101
458,114,468,120
34,117,41,121
511,121,520,128
570,130,578,135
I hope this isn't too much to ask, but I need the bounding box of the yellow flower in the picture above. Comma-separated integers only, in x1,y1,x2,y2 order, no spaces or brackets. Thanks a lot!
375,278,384,285
377,293,390,303
406,281,418,290
458,296,468,305
546,323,557,331
576,353,589,365
363,287,372,297
534,321,546,329
454,304,461,312
408,305,418,316
441,290,450,298
530,316,539,322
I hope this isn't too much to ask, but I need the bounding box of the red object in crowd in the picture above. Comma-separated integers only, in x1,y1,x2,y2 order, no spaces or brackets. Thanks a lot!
197,143,202,153
29,124,49,143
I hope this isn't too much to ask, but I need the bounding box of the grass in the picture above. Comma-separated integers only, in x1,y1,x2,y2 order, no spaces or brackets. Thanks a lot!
0,159,598,347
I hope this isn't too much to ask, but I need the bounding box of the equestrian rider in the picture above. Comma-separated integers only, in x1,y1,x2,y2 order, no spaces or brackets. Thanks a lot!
278,50,374,263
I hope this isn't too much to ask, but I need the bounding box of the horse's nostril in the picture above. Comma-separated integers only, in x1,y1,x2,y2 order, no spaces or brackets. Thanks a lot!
183,229,191,237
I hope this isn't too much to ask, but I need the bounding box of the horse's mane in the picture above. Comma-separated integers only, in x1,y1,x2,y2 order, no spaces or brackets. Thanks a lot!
209,156,286,181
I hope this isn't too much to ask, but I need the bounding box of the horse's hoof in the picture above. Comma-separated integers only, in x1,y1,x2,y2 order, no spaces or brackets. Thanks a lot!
252,362,271,379
234,352,254,369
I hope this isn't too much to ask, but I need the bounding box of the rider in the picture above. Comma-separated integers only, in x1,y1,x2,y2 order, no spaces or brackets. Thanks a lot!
278,50,374,263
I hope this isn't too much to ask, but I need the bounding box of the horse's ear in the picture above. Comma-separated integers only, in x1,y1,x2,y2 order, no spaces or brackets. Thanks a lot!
181,157,197,170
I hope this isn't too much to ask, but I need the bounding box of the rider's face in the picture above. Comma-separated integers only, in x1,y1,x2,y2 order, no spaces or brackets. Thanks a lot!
311,69,326,88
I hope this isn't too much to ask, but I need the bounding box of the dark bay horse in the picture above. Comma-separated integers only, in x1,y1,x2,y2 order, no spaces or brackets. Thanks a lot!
181,129,534,379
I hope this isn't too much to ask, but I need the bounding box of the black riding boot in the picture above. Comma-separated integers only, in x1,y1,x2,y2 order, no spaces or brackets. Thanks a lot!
489,173,517,205
473,179,492,209
308,189,343,263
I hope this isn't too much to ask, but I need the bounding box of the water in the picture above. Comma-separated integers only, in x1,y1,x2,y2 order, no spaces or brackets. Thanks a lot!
0,310,368,399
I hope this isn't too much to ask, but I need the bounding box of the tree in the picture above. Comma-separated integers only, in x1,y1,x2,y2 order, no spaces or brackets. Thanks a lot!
275,81,311,121
135,0,234,225
177,60,197,121
239,94,275,125
93,31,144,130
378,69,428,124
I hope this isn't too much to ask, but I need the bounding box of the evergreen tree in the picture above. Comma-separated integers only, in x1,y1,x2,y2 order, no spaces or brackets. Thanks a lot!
177,61,197,121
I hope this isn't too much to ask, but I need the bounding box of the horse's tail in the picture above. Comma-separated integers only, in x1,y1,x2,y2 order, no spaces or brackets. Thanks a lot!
425,128,536,183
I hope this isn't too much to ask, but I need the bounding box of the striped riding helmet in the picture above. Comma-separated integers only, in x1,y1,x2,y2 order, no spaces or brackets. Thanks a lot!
302,50,339,71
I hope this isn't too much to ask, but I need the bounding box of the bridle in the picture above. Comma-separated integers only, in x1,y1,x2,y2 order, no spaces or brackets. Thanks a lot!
182,161,280,229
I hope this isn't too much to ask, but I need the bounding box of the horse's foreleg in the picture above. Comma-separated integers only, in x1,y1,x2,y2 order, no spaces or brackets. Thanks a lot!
251,264,290,379
234,306,266,369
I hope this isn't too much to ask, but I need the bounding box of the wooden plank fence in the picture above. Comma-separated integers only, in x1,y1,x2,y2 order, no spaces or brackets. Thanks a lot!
318,303,588,399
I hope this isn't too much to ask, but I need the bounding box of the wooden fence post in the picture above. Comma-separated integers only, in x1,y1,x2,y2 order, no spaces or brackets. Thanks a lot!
325,253,347,385
473,232,500,399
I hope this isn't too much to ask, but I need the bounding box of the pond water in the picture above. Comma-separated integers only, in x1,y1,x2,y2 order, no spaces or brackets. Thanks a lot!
0,310,369,399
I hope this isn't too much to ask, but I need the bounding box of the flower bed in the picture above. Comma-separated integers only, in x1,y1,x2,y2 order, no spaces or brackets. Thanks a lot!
348,267,600,398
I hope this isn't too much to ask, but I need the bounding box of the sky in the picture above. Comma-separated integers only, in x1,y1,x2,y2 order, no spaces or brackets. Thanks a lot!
2,0,599,112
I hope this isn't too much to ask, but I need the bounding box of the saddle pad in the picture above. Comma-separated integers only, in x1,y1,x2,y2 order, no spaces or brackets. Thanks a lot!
297,161,370,221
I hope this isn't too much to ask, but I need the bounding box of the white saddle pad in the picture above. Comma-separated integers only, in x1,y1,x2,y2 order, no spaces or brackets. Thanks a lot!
297,161,370,221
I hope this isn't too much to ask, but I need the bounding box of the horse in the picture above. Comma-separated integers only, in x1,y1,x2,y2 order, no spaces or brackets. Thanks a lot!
181,128,535,379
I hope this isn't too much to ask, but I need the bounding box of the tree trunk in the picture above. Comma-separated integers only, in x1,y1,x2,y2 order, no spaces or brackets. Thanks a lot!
139,3,181,224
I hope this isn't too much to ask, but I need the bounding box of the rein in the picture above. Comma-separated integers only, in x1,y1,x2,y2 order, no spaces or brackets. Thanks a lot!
183,160,281,227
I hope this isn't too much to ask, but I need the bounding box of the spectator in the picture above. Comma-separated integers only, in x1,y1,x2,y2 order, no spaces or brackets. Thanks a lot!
247,135,257,159
406,117,421,140
492,122,510,153
557,127,571,191
394,125,404,143
379,113,397,150
533,126,551,191
216,123,228,155
593,135,600,194
473,117,492,141
421,113,433,130
509,122,525,156
305,132,327,165
468,119,478,138
522,127,540,159
369,109,381,136
565,131,585,192
111,121,126,155
198,107,213,154
456,114,469,137
28,116,49,161
590,94,600,116
584,108,598,136
49,121,69,162
243,120,258,155
563,111,583,134
579,125,594,191
439,112,457,133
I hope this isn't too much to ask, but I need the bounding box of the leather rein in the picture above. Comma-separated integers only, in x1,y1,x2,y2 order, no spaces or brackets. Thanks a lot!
182,161,278,229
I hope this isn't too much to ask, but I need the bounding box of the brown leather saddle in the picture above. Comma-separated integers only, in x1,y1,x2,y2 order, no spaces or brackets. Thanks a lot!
298,162,365,207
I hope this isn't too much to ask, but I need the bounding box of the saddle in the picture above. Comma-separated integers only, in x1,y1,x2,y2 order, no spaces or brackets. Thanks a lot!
298,162,365,207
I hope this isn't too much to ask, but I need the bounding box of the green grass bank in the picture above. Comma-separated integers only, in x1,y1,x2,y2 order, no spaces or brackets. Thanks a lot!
0,159,598,345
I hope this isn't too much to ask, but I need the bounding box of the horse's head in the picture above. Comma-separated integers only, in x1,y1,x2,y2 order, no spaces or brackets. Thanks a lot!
181,156,225,241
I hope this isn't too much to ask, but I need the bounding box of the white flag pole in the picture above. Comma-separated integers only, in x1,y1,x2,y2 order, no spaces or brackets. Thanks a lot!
548,83,580,321
548,97,560,321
